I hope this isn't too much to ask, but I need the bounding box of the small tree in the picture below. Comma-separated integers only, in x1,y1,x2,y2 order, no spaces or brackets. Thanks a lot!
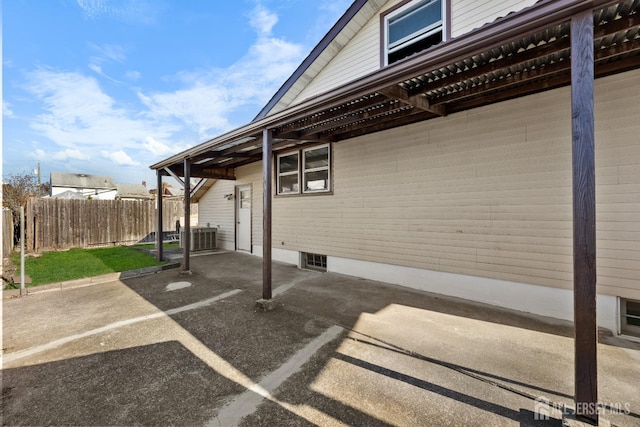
3,172,41,248
3,172,41,216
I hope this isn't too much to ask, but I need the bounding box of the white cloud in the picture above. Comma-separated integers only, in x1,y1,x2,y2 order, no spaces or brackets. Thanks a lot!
87,43,125,82
138,84,235,137
3,100,14,117
31,149,47,160
101,150,140,166
53,149,90,161
89,43,126,63
88,63,102,74
76,0,160,24
249,4,278,37
20,3,307,183
25,68,177,150
143,136,183,156
88,63,121,83
139,4,304,138
125,70,141,81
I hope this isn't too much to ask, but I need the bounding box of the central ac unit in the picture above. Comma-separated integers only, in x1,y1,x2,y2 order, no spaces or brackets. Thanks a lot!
181,227,217,251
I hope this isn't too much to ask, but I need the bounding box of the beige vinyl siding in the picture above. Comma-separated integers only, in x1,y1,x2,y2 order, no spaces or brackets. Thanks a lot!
197,179,236,250
451,0,539,38
291,5,388,105
230,70,640,299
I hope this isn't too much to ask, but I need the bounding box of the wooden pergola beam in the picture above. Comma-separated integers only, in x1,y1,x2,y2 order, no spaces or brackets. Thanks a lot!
447,50,640,114
431,36,640,107
285,99,409,140
191,167,236,180
163,166,184,186
407,13,639,100
330,109,434,142
378,85,446,116
274,94,387,136
167,164,236,180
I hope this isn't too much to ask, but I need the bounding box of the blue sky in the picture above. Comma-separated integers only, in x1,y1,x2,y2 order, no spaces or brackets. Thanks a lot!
2,0,352,187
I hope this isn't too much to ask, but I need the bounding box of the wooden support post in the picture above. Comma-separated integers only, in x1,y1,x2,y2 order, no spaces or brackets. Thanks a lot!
262,128,273,300
156,170,163,262
183,159,191,273
20,206,25,297
571,10,598,425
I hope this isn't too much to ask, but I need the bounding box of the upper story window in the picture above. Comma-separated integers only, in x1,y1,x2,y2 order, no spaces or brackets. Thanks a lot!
383,0,446,66
277,144,331,196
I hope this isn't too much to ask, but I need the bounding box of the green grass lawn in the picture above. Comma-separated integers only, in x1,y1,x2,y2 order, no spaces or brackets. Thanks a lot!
10,246,166,287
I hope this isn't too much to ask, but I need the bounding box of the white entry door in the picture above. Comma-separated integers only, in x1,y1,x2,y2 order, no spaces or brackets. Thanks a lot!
236,185,251,252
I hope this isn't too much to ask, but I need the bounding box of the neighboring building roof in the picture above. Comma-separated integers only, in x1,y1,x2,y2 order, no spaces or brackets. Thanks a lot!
50,172,116,190
116,183,153,200
49,190,85,199
166,187,184,197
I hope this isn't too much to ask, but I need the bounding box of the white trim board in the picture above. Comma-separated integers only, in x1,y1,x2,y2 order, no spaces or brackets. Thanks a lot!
250,246,618,332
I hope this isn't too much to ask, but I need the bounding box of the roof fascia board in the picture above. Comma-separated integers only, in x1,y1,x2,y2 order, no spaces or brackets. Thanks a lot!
151,0,620,170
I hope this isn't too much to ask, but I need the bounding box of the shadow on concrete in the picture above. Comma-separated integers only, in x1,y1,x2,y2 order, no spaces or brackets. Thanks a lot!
6,251,637,425
117,252,589,425
2,341,241,426
346,335,573,401
334,352,557,426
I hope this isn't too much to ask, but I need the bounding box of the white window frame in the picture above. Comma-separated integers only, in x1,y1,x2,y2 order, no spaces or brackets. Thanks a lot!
275,144,331,196
619,297,640,342
302,144,330,194
383,0,447,66
276,152,299,195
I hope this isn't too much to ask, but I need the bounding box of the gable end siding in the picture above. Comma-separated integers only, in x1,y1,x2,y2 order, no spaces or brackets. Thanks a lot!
288,0,540,107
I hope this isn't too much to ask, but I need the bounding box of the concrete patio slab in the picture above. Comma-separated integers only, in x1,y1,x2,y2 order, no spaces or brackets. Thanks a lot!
2,252,639,426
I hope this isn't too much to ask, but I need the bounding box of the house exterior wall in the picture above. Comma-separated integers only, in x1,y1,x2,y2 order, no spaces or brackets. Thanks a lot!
451,0,539,37
197,179,236,250
290,0,540,107
203,69,640,326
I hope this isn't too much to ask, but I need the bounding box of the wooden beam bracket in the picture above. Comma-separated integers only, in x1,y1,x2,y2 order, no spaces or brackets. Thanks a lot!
379,85,447,116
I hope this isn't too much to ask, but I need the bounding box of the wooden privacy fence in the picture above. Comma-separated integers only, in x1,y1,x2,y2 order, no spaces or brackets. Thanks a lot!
25,198,184,252
3,209,14,257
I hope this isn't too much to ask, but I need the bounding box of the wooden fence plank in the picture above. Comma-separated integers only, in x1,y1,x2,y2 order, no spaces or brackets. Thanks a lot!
2,209,14,256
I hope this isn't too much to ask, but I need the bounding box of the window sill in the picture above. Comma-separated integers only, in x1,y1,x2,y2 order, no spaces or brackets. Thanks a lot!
275,191,334,198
